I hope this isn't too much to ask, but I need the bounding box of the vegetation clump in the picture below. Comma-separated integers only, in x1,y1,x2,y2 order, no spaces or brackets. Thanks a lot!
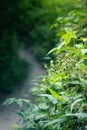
17,32,86,130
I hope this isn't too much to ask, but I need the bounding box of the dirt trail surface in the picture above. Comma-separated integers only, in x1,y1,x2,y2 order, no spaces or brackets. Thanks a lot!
0,49,45,130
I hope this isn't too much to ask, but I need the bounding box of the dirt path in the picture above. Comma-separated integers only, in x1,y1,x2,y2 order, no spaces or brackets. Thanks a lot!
0,50,45,130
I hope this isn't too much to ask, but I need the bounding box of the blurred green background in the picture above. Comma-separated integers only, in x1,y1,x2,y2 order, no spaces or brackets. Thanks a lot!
0,0,87,92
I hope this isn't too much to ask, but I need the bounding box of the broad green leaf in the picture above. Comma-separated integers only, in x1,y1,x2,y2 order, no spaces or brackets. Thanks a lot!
62,31,76,46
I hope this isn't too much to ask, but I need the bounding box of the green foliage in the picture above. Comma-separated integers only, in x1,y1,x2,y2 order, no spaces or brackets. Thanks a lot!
0,33,29,92
30,32,87,130
0,0,30,92
5,34,87,129
3,98,29,107
19,0,76,61
4,0,87,129
0,0,79,92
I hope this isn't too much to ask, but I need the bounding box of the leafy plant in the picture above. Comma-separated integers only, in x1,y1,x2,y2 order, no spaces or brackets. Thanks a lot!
31,31,87,130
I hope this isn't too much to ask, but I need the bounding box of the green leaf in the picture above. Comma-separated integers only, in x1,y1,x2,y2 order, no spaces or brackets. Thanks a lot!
3,98,16,106
3,98,30,107
65,113,87,118
17,110,25,118
48,88,62,101
62,31,76,46
35,110,46,120
38,103,49,110
15,99,23,107
47,48,58,55
80,78,87,86
43,118,64,128
47,42,64,55
39,94,57,103
71,98,83,112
